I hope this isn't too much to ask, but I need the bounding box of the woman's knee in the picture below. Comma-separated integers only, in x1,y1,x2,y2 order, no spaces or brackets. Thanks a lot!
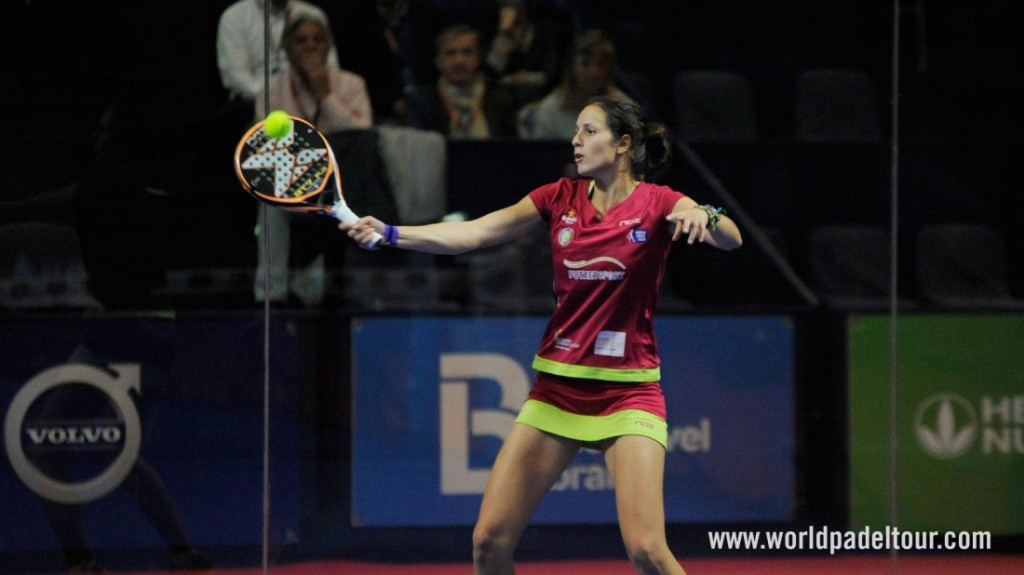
623,535,672,572
472,523,514,563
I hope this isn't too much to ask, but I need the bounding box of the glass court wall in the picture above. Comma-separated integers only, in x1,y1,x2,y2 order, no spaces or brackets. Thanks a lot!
1,1,1021,573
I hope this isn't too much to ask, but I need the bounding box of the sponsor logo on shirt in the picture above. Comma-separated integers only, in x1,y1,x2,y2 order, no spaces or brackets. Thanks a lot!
563,257,626,281
594,330,627,357
554,336,580,352
627,229,648,243
561,209,579,224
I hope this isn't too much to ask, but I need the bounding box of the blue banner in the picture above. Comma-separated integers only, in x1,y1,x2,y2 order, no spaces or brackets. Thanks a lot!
0,315,302,552
351,316,794,526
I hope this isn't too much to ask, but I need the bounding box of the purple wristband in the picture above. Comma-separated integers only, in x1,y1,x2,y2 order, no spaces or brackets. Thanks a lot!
384,224,399,246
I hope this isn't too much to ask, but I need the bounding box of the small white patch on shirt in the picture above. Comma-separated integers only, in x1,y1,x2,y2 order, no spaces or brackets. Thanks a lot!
594,331,626,357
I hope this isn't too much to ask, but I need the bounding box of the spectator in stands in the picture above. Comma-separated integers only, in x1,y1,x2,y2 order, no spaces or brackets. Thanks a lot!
252,13,374,306
405,23,519,139
216,0,340,106
253,15,372,128
518,29,634,140
483,0,573,108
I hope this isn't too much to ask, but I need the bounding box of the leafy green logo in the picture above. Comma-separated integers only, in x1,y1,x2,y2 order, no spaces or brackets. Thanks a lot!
914,393,978,459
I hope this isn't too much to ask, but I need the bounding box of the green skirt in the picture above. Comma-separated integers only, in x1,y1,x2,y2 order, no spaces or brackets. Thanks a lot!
515,399,668,450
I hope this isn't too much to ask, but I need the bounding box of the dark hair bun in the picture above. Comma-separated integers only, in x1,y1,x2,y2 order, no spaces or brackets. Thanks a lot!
642,122,672,177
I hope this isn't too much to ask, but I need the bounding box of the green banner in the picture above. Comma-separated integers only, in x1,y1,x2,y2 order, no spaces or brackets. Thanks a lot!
849,314,1024,534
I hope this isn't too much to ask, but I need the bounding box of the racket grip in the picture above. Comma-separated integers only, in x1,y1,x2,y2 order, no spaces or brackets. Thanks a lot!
331,201,383,247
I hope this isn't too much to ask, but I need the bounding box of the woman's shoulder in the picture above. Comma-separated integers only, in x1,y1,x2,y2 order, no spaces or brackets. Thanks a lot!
530,177,584,199
639,181,684,197
555,177,587,193
636,181,687,211
639,181,676,193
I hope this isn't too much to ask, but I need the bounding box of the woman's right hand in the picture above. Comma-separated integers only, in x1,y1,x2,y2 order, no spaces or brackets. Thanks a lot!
340,216,386,250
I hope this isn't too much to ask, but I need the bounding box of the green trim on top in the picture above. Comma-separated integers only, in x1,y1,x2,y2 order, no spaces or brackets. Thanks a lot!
532,356,661,382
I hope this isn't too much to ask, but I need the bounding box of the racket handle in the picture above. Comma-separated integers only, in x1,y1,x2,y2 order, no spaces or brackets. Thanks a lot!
331,201,383,247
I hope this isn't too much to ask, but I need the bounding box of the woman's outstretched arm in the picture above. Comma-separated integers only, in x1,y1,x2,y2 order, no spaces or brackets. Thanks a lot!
342,196,543,255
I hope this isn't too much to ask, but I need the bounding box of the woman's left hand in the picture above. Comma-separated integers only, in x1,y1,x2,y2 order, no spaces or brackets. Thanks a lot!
666,208,710,245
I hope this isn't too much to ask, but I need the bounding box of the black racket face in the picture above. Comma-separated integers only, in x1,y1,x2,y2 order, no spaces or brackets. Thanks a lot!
234,116,332,211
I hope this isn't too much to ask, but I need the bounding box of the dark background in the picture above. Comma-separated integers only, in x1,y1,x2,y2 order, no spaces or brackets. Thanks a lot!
1,0,1023,570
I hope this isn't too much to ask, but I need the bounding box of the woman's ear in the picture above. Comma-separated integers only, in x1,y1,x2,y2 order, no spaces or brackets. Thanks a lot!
616,134,632,156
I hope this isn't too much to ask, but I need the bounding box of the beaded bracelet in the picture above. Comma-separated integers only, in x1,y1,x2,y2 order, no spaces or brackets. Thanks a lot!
696,204,725,231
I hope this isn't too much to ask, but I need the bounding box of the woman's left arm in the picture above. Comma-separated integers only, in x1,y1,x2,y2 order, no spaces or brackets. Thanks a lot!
665,197,743,250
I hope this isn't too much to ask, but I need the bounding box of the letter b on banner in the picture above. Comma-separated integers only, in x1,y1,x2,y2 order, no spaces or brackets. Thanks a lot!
439,353,529,494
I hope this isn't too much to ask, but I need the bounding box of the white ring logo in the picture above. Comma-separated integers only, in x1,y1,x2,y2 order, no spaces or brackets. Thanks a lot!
3,363,142,504
563,257,626,269
914,392,978,460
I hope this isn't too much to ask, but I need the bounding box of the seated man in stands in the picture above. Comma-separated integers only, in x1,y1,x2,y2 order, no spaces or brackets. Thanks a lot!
405,23,519,139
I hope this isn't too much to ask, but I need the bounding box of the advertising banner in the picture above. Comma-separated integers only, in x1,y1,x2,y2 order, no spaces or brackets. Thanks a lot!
351,316,795,526
848,314,1024,534
0,314,302,552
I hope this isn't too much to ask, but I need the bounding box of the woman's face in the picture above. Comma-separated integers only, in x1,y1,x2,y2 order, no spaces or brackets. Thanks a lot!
572,52,614,99
572,104,627,178
287,21,330,65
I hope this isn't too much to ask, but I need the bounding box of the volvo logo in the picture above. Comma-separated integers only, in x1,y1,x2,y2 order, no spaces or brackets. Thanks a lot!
914,393,978,460
4,363,142,504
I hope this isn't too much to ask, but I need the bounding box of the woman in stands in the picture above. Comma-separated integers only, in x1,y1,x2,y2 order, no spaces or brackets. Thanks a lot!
253,13,373,306
342,96,741,574
519,29,635,140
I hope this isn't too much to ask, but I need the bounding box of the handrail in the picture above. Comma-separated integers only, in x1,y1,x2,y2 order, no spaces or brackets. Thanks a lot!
671,135,821,307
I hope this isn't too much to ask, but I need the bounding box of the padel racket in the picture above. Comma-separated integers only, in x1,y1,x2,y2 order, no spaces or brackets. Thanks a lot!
233,114,383,247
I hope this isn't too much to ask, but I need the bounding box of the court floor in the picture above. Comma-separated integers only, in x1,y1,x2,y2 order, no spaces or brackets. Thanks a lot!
194,554,1024,575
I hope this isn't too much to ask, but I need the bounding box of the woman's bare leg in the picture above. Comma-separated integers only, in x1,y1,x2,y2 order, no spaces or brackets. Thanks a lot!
473,423,580,575
604,435,686,575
